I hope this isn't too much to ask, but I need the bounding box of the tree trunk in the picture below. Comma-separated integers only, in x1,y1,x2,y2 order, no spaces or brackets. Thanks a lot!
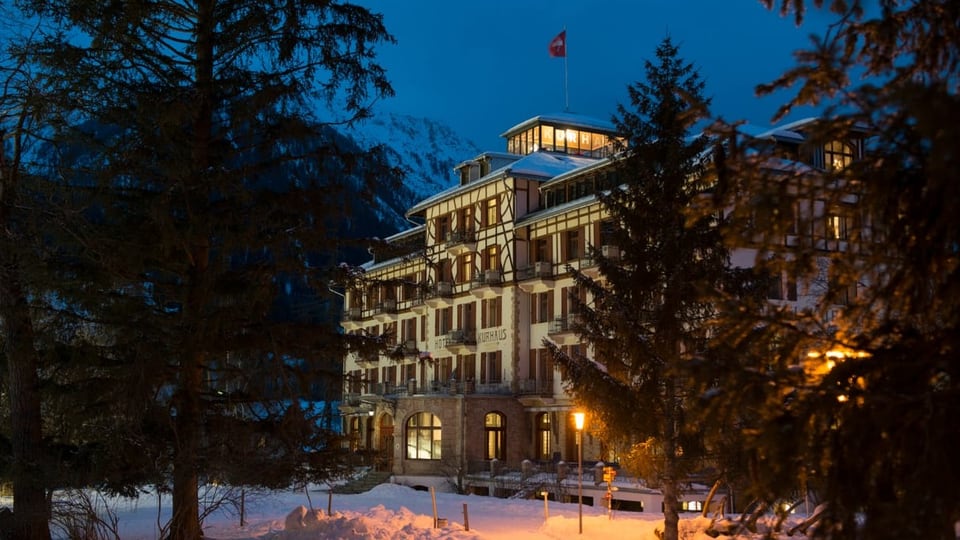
168,238,210,540
661,380,681,540
169,349,203,540
168,1,215,537
0,265,52,540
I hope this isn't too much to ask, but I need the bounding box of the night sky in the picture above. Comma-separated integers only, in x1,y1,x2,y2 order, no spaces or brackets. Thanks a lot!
362,0,838,151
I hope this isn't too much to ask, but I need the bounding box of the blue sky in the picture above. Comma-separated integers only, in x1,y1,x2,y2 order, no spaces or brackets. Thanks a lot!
361,0,839,151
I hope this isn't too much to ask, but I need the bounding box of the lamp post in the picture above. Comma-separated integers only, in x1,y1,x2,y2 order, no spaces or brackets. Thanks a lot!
573,411,585,535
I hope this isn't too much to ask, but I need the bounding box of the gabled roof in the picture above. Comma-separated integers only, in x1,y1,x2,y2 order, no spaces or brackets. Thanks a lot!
406,151,600,217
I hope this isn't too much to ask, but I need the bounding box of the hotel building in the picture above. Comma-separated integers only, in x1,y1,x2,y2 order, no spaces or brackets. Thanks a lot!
338,111,866,507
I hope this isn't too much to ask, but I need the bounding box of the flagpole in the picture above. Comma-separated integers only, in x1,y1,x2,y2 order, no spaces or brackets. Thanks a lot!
563,25,569,112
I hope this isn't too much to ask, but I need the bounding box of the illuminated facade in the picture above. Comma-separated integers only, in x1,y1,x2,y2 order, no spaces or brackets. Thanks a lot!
339,112,867,502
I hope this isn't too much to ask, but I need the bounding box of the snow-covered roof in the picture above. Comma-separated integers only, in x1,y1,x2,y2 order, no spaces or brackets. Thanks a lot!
742,149,817,174
406,151,600,217
360,251,424,273
738,118,817,143
509,151,599,178
540,155,615,189
454,151,517,169
515,192,600,228
500,112,617,139
383,224,425,243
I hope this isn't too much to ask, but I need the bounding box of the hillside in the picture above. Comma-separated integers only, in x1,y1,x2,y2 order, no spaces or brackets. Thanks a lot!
342,112,482,233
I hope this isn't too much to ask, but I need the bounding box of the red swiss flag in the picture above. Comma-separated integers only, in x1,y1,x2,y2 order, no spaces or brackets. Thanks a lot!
548,30,566,58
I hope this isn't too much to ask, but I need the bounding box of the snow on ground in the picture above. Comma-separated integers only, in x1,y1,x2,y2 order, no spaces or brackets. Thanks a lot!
44,482,804,540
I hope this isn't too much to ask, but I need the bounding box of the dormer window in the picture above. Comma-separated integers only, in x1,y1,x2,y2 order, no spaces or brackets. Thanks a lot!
824,140,855,171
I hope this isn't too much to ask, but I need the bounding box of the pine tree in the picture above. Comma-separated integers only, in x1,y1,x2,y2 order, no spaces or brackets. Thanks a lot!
703,1,960,538
1,21,65,538
547,37,729,540
9,1,397,539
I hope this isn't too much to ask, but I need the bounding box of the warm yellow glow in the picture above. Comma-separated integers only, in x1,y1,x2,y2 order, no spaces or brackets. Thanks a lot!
805,347,870,382
837,394,849,403
573,411,585,431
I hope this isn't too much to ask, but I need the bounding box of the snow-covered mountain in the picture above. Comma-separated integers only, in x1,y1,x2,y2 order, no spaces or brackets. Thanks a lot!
342,112,482,233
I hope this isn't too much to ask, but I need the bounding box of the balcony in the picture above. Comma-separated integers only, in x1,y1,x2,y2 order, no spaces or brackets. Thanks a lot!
389,339,419,359
440,328,476,351
343,306,364,321
470,269,503,297
372,299,397,321
408,293,429,314
517,261,554,293
389,379,510,396
425,281,454,308
444,229,476,257
546,315,581,348
547,317,570,335
516,378,555,396
355,353,379,367
601,244,621,261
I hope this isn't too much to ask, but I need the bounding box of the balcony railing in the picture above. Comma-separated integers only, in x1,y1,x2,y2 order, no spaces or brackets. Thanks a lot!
356,379,511,397
441,328,476,347
444,229,476,247
516,261,553,281
355,353,379,366
516,378,555,396
372,299,397,316
433,281,454,297
471,269,502,290
343,307,363,321
547,314,580,334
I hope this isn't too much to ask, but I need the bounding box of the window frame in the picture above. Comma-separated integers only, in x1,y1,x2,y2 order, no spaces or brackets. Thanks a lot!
484,412,506,461
405,412,442,460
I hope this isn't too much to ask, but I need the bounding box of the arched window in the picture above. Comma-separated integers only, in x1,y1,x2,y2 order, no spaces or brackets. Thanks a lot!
824,140,855,171
405,412,442,460
484,412,506,460
536,412,552,461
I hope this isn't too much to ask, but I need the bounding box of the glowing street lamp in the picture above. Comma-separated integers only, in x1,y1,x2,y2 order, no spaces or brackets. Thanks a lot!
573,411,586,534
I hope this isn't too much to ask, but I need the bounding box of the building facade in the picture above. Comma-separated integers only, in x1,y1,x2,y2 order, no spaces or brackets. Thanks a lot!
339,111,866,506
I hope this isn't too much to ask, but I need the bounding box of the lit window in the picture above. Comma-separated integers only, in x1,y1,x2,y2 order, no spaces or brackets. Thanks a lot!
485,197,499,228
458,253,474,283
566,129,579,153
484,412,506,460
484,245,498,271
542,125,556,151
824,140,855,171
406,412,442,460
536,413,552,460
826,213,855,241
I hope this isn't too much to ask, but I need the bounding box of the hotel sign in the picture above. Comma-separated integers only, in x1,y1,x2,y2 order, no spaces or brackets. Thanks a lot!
477,327,507,344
